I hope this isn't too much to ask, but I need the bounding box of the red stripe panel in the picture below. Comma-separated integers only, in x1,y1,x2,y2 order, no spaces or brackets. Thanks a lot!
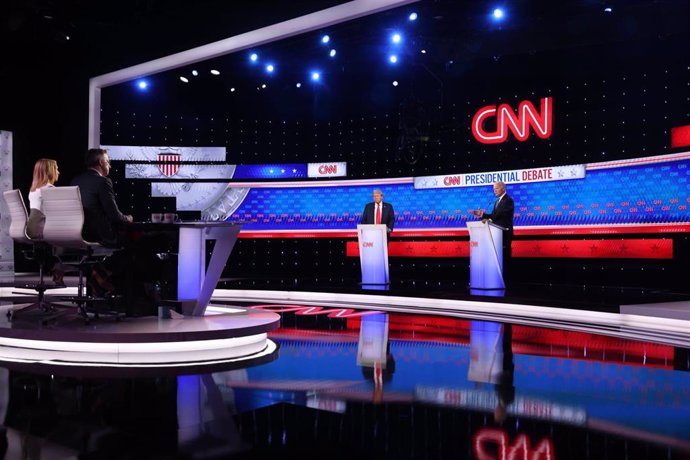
345,238,673,259
347,241,471,258
513,238,672,259
671,125,690,148
238,224,690,238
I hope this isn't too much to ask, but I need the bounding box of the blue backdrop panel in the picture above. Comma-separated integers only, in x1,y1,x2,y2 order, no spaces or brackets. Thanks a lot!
227,158,690,230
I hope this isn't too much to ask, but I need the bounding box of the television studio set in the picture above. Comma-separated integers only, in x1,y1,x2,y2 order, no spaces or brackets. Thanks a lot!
0,0,689,458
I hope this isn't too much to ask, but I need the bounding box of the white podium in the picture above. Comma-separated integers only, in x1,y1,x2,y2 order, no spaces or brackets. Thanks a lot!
467,221,506,290
357,224,390,285
177,222,242,316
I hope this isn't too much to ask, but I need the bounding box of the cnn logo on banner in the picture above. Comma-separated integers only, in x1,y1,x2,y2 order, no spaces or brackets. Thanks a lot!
308,161,347,178
472,97,553,144
319,164,338,174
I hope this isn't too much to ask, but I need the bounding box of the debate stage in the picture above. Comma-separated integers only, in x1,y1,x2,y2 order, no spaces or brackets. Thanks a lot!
1,273,689,376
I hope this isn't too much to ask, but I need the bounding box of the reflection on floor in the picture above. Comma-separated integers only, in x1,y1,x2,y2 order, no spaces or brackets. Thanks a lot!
0,307,687,459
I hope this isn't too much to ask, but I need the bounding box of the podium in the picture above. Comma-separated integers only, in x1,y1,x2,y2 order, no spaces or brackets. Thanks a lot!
467,221,506,290
357,224,390,285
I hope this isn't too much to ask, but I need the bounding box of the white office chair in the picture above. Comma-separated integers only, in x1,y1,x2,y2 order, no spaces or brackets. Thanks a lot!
41,186,121,323
2,189,67,321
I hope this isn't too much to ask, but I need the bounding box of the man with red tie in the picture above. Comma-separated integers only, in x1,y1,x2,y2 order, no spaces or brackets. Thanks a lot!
360,189,395,233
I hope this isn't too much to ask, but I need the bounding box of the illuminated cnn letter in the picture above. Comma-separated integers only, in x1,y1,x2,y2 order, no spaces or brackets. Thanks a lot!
472,97,553,144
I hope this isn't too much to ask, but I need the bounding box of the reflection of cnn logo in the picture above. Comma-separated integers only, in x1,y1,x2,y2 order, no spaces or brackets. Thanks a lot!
362,242,374,248
443,176,462,186
470,241,479,247
318,164,338,174
472,97,553,144
473,428,554,460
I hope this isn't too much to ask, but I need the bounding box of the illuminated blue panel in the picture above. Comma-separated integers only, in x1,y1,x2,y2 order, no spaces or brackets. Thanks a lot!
226,159,690,230
233,164,307,179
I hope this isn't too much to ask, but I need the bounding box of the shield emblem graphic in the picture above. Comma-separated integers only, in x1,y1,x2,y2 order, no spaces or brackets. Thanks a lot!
157,152,181,177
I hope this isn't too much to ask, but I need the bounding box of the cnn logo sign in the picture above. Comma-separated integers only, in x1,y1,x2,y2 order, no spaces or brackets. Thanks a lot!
472,97,553,144
308,161,346,178
443,175,462,186
318,164,338,174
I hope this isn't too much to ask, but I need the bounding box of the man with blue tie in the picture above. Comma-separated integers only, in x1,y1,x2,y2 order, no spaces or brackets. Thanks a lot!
473,182,514,281
360,189,395,233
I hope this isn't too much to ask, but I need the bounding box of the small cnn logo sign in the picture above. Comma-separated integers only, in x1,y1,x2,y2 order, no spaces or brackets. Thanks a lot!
362,242,374,248
308,161,347,178
472,97,553,144
443,175,462,186
470,241,479,248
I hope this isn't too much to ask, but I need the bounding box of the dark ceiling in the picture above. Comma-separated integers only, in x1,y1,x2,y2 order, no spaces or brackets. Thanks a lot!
1,0,689,181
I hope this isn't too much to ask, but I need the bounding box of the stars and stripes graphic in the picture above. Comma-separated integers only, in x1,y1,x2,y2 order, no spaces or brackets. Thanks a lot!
157,152,181,177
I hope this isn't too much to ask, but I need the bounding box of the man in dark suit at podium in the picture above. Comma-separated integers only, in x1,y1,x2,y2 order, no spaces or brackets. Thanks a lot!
360,189,395,233
472,182,514,280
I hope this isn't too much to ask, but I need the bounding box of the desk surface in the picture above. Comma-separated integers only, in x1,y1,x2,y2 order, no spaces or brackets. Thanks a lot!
130,221,243,229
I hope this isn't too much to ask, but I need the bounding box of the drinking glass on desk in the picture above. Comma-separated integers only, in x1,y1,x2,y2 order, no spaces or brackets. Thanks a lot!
151,213,162,223
163,213,179,224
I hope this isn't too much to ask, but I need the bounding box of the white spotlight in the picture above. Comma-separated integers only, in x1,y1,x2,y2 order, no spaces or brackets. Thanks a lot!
389,55,398,64
493,8,504,19
296,83,302,88
391,33,402,44
329,49,336,58
392,81,399,87
321,35,330,44
409,12,418,21
192,70,198,76
261,83,267,88
230,87,236,92
180,76,189,83
210,69,220,75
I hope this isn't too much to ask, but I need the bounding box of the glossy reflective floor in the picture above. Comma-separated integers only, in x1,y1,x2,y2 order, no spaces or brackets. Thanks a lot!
0,303,688,459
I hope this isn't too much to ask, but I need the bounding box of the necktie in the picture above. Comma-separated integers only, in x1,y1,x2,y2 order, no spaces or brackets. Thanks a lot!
375,204,381,225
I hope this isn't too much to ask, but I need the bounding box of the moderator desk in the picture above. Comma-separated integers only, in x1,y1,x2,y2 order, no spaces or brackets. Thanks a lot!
129,222,242,316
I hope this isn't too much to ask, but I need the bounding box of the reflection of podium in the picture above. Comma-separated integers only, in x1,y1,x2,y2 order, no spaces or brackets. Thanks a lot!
357,224,390,285
467,221,505,290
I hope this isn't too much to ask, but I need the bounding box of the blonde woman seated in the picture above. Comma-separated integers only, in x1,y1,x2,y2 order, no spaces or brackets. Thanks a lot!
26,158,66,286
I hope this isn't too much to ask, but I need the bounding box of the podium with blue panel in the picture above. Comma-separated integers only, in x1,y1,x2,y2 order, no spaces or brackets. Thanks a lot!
357,224,390,285
467,221,506,290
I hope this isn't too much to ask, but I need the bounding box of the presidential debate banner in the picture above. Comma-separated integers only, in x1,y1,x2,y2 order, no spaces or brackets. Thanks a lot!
414,165,586,189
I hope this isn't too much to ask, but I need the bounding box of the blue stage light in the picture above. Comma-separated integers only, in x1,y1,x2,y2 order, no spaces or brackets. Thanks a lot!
136,80,148,90
493,8,504,19
408,12,418,21
311,71,321,81
391,33,402,44
296,82,302,88
329,49,336,58
321,35,330,44
266,64,274,73
250,53,258,62
389,55,398,64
